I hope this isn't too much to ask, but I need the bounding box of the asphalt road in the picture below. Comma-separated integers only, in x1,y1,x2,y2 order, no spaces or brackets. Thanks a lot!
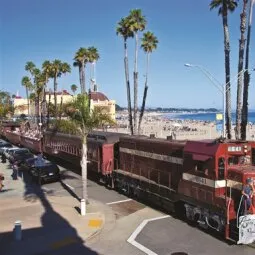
136,216,255,255
48,164,255,255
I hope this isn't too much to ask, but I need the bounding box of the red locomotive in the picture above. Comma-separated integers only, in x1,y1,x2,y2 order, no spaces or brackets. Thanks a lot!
1,124,255,244
116,136,255,244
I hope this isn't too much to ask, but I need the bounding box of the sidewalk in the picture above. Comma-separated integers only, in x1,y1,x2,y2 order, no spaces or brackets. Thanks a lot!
0,162,116,255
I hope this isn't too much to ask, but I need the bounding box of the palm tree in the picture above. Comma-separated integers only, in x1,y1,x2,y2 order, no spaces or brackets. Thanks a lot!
25,61,42,122
64,94,114,215
127,9,147,135
21,76,33,116
33,68,43,122
88,47,99,91
47,89,52,126
138,31,159,135
51,60,71,118
74,48,89,94
35,70,48,125
42,60,52,126
71,84,78,95
25,61,36,75
210,0,238,139
116,17,134,135
0,91,13,118
236,0,248,140
241,0,254,140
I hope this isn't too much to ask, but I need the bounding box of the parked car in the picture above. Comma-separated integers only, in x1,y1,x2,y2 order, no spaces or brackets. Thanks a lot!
21,157,37,170
4,147,19,159
0,139,7,144
8,148,30,163
29,163,60,184
21,157,50,170
10,152,34,166
0,143,13,154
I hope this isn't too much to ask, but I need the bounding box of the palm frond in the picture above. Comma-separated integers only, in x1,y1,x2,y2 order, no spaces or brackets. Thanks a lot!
141,31,159,53
64,94,115,134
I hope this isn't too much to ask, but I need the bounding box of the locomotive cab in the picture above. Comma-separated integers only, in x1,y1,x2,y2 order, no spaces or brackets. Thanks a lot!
179,140,255,244
218,142,255,244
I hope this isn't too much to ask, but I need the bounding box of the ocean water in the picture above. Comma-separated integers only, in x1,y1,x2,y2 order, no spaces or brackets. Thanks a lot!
166,112,255,123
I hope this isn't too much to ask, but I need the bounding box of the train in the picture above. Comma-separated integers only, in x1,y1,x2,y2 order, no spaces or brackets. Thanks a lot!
1,121,255,245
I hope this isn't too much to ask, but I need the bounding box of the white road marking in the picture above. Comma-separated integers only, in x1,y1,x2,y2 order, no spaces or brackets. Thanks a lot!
127,215,171,255
64,183,75,190
106,198,132,205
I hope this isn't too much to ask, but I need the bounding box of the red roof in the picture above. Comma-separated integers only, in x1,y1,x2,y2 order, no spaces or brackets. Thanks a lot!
184,140,219,157
89,92,109,101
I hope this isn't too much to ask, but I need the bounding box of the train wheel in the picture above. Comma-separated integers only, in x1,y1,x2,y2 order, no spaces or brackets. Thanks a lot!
110,177,114,189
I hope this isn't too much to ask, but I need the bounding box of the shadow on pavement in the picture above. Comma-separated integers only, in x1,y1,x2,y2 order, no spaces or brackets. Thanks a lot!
171,253,189,255
0,188,13,193
1,170,100,255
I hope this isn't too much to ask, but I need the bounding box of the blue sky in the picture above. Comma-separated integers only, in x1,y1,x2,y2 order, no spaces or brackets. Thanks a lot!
1,0,255,109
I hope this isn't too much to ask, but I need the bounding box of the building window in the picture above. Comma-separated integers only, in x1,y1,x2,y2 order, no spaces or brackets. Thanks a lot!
218,157,225,180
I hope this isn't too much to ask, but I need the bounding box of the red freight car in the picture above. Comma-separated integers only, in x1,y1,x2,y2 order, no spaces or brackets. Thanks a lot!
43,131,127,184
5,130,21,146
20,135,42,153
114,137,255,244
0,122,21,145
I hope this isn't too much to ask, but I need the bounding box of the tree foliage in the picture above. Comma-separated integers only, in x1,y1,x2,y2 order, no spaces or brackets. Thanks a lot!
64,94,115,136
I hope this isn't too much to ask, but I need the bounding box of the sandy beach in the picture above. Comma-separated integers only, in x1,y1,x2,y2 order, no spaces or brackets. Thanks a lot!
106,111,255,141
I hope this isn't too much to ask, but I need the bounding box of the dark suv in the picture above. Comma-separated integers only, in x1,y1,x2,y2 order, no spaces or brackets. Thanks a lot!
12,152,34,166
29,163,60,184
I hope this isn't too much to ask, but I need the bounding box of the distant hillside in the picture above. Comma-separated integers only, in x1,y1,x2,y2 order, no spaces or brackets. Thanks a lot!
115,104,218,113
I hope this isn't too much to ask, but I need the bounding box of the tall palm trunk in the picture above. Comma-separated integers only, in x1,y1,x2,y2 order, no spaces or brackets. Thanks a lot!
222,10,232,139
138,53,150,135
81,134,88,215
42,87,46,127
82,62,86,94
241,0,254,140
133,32,139,135
124,39,133,135
90,63,93,91
59,93,63,120
236,0,248,140
26,88,30,117
79,65,83,94
47,92,51,127
35,90,40,125
42,78,47,127
53,74,58,119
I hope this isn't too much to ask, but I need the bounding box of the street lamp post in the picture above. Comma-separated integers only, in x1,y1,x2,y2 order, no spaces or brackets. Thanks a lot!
184,63,249,138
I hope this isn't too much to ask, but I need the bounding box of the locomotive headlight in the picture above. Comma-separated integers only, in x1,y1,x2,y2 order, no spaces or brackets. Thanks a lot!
244,145,248,149
244,149,248,153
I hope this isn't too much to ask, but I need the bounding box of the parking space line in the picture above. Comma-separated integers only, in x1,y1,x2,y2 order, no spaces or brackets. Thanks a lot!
127,215,171,255
106,198,132,205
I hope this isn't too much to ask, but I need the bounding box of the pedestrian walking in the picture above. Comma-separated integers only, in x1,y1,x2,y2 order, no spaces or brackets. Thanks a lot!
1,153,6,163
0,173,4,191
11,161,18,180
